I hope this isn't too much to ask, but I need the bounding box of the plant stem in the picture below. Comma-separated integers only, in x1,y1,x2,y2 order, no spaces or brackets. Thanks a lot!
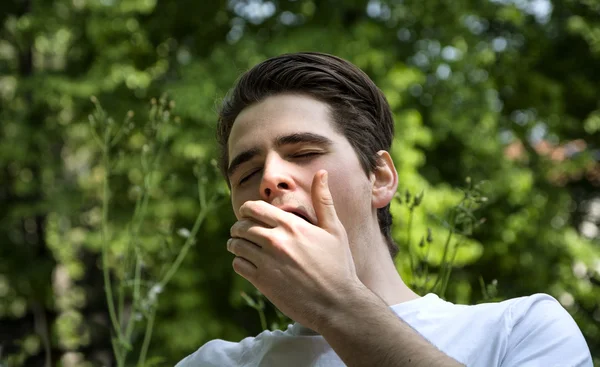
406,207,416,287
101,139,125,365
479,276,489,300
258,306,267,331
440,240,461,299
118,282,124,328
159,200,212,288
122,151,157,343
430,211,456,293
138,303,157,367
421,239,432,293
124,253,143,342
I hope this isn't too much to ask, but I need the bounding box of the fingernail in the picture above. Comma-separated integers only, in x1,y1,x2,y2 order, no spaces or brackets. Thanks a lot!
321,171,328,185
227,238,232,250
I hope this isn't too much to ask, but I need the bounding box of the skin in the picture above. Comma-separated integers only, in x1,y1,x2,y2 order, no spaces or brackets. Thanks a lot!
226,93,463,366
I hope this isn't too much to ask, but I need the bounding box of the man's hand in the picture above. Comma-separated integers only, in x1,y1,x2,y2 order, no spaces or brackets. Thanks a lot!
227,170,360,331
227,170,465,366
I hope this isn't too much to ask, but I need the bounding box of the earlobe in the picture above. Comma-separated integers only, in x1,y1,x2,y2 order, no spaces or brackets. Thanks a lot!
371,151,398,209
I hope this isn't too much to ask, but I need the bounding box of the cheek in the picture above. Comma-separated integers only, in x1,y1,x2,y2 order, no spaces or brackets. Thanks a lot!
231,202,240,220
231,192,247,220
231,185,266,220
327,168,371,223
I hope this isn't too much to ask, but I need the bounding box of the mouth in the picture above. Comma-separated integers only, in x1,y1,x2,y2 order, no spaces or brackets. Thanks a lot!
277,205,314,225
286,208,313,224
291,212,312,224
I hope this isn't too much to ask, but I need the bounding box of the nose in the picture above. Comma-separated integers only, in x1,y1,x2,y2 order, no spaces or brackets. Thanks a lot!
259,153,296,201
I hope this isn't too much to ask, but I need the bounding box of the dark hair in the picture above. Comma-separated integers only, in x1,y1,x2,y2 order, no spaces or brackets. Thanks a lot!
216,52,398,259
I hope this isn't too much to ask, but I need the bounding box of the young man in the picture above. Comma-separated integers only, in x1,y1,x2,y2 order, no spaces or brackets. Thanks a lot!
177,52,592,366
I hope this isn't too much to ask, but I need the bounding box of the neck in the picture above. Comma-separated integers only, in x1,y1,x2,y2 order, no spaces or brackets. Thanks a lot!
355,232,420,306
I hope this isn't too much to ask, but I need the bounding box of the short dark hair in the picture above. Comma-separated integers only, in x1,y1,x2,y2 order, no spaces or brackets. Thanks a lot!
216,52,398,259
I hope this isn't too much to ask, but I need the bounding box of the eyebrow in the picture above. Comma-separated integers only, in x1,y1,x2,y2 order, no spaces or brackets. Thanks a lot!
227,132,334,179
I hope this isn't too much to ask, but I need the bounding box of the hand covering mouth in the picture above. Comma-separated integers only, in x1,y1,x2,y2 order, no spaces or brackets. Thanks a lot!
279,206,314,225
291,211,312,224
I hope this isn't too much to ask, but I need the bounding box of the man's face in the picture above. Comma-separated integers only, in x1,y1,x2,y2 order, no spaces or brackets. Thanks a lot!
227,94,375,253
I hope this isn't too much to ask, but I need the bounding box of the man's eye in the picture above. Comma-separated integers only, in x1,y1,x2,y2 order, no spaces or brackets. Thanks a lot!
239,170,259,185
292,152,321,159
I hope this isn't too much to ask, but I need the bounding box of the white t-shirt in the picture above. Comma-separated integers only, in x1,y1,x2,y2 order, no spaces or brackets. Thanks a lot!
176,293,593,367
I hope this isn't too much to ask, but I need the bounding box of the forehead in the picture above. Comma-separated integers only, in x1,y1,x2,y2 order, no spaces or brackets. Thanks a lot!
228,94,341,159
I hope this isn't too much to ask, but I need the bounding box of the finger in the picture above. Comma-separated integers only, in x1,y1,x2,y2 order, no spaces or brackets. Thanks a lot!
239,201,280,228
230,219,271,247
227,237,263,267
232,256,257,280
311,170,341,234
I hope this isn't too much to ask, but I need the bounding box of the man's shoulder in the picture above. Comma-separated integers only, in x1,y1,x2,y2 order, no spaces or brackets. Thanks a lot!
440,292,582,337
502,293,592,364
399,293,591,366
498,293,563,326
174,326,293,367
481,292,581,336
427,292,567,321
396,292,531,323
477,293,592,366
174,338,248,367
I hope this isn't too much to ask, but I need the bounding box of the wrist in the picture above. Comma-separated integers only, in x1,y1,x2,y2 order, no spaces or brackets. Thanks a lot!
315,279,382,335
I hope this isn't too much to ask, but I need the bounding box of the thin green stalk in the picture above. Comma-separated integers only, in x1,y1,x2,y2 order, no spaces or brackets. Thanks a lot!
421,240,432,293
406,208,416,286
121,158,158,345
89,127,104,150
432,195,471,295
440,240,461,298
112,338,123,367
159,200,212,288
199,177,207,208
125,121,167,266
258,305,267,331
130,175,152,241
430,217,455,292
156,172,215,289
120,114,174,361
134,251,142,308
110,113,133,147
438,197,475,297
137,303,157,367
124,253,143,342
121,185,162,360
479,277,489,300
117,283,125,328
115,346,125,367
122,152,156,283
115,177,150,362
91,103,126,365
101,139,125,364
256,296,267,330
121,182,145,282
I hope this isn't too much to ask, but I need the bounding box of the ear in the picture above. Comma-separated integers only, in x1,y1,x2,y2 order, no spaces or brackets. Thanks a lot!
370,150,398,209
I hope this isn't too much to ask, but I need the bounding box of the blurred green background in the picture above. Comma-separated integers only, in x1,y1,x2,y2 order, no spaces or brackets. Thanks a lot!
1,0,599,366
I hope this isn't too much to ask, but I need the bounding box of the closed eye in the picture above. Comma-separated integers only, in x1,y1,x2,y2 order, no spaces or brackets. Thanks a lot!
238,152,321,185
292,152,321,159
239,169,260,185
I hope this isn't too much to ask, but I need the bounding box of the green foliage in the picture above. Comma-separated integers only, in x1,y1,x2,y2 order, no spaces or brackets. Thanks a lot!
395,179,489,298
1,0,599,365
85,96,224,366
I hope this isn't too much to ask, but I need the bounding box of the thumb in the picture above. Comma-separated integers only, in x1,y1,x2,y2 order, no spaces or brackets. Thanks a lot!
311,170,341,234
